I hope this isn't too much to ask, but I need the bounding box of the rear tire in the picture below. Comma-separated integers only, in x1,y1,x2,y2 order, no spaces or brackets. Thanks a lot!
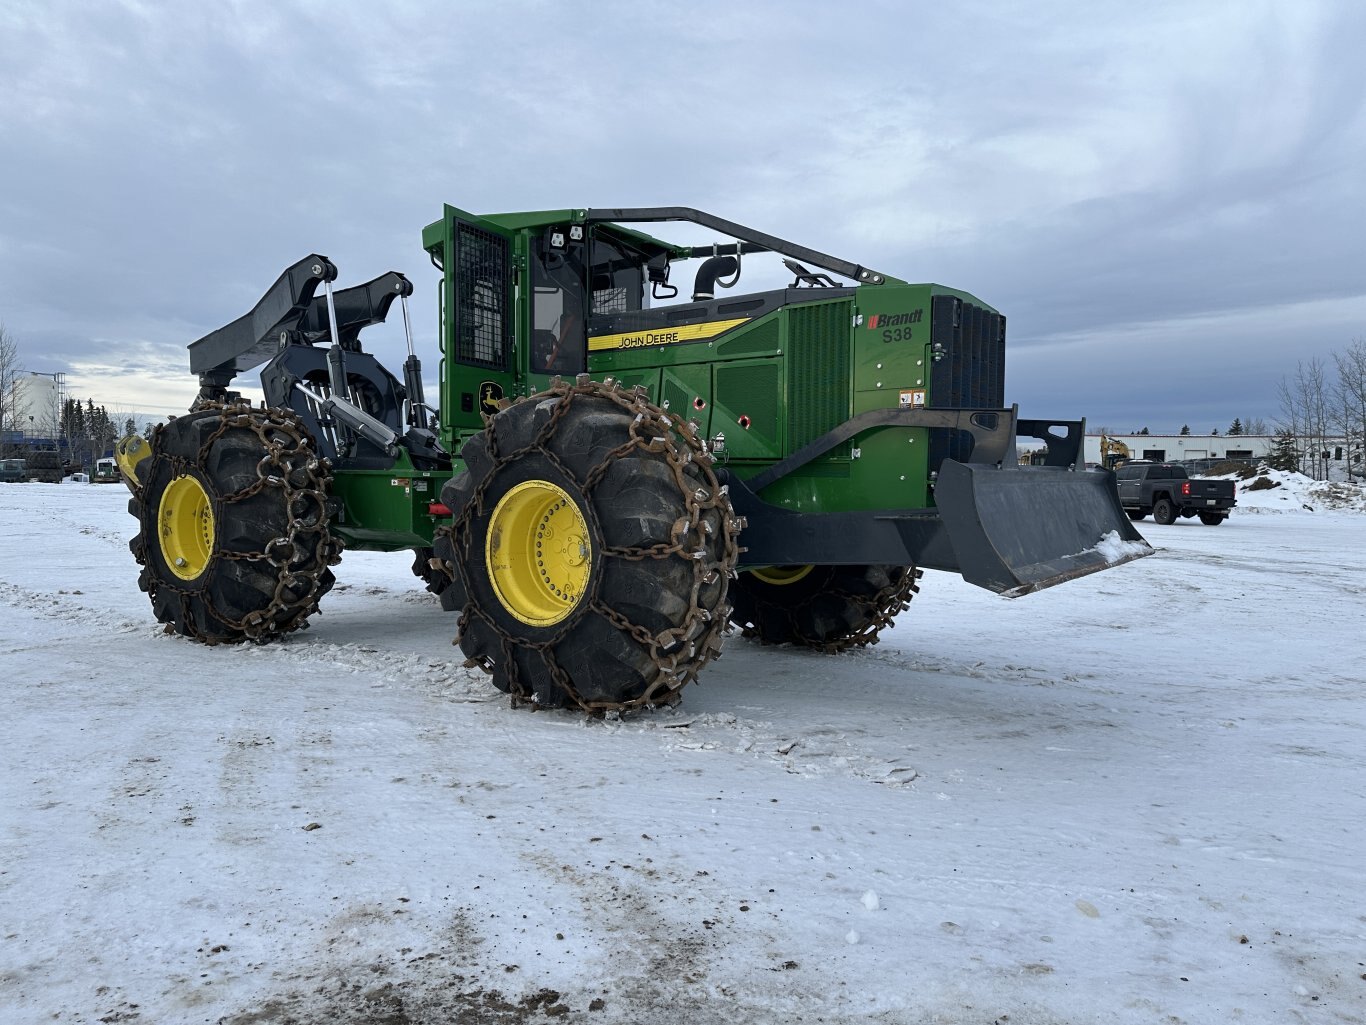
127,404,341,643
432,379,739,711
410,547,450,595
1198,512,1226,526
1152,498,1177,525
728,564,921,652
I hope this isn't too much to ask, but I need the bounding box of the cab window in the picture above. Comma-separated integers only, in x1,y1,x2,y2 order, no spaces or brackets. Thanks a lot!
589,235,645,316
530,237,587,376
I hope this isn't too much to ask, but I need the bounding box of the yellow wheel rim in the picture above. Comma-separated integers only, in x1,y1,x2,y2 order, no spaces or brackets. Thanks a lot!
750,564,815,586
158,474,215,580
486,480,591,627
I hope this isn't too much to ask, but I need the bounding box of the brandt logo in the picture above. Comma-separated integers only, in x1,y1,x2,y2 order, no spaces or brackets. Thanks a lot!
868,310,924,329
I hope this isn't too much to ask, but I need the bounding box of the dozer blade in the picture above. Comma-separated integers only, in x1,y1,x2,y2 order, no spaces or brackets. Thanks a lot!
934,459,1153,597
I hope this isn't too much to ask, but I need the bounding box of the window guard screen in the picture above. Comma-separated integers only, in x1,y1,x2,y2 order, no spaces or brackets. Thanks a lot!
453,221,510,371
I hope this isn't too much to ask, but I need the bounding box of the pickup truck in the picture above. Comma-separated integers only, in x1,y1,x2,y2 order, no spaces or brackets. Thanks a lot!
1113,462,1236,526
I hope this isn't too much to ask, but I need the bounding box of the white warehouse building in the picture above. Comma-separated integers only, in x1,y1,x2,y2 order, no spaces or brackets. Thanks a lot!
1082,433,1272,467
1080,432,1363,480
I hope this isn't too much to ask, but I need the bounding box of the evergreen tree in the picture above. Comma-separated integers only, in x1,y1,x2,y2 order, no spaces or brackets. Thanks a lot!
123,417,135,439
1180,424,1190,436
1139,427,1150,436
65,399,89,467
142,421,155,439
85,399,98,458
1228,418,1243,436
1269,427,1299,471
1211,427,1220,435
97,406,116,453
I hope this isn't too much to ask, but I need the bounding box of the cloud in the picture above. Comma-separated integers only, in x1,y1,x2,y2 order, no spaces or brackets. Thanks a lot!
1,0,1362,431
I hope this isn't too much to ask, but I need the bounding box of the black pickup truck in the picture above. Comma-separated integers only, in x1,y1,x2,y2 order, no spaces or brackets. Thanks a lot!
1114,462,1237,526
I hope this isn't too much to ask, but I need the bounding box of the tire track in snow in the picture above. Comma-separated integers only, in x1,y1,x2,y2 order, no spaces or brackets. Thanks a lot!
0,579,148,638
618,709,924,788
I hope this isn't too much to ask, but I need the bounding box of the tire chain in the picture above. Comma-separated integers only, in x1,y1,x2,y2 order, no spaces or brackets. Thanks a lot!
132,401,342,644
435,375,744,712
737,567,924,654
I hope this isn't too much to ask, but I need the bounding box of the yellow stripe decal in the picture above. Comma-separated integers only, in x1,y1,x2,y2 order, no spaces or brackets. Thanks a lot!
588,317,751,353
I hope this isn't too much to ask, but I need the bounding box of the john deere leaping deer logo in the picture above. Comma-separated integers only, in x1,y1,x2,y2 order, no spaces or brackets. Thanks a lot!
479,381,504,415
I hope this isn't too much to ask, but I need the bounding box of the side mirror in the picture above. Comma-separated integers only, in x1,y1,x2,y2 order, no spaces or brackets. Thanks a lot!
647,253,677,299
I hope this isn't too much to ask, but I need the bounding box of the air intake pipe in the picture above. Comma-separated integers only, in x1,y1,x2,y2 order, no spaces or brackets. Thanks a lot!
692,255,739,301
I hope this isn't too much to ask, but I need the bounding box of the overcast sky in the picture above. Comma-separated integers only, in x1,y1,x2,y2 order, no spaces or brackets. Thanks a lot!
3,0,1363,433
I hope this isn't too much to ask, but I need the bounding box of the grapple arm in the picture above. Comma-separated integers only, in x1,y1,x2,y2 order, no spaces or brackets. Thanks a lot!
188,255,337,387
187,258,413,402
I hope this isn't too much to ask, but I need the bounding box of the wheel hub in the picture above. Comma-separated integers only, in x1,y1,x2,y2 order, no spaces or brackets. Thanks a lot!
486,480,591,627
158,474,215,580
750,564,815,586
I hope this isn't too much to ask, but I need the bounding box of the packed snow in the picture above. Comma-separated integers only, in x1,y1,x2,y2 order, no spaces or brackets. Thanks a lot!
1216,466,1366,516
3,472,1365,1024
1090,530,1151,565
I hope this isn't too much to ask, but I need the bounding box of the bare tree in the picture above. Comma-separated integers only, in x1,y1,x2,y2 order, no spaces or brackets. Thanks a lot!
1334,338,1366,482
1278,358,1331,479
1244,416,1269,436
0,323,21,450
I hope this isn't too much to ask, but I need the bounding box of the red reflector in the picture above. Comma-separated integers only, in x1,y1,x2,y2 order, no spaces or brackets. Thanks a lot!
1182,481,1191,496
428,503,453,517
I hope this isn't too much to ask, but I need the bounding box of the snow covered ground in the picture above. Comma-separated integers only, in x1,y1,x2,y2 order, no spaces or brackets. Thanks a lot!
3,475,1364,1025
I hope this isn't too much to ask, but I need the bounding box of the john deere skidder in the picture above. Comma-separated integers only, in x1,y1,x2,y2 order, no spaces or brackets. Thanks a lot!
119,205,1150,710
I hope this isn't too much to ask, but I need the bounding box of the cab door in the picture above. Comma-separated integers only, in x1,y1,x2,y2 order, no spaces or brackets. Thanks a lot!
436,204,519,435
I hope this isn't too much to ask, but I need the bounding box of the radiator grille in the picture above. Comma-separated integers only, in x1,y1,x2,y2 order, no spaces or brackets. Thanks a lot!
929,295,1004,408
452,222,510,370
928,295,1006,467
787,300,851,451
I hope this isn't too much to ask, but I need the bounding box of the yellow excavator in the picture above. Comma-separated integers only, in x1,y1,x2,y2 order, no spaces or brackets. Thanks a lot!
1100,434,1131,469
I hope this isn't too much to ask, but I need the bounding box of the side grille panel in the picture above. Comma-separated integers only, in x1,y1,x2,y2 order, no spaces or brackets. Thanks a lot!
715,318,780,358
715,361,783,459
787,300,852,451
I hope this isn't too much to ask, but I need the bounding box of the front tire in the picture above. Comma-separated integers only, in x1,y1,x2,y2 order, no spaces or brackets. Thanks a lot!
127,404,341,643
728,564,921,652
433,379,740,711
1126,509,1146,521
